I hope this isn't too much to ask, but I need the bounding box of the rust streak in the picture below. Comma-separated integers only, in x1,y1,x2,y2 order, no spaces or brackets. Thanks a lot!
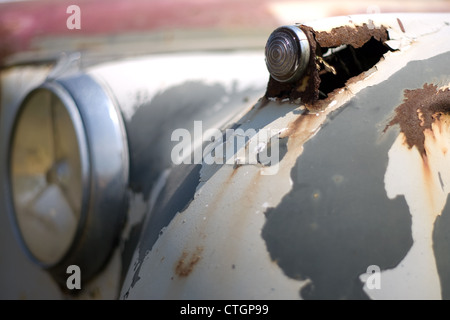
421,122,448,215
281,111,324,142
175,246,203,277
421,149,433,188
397,18,406,33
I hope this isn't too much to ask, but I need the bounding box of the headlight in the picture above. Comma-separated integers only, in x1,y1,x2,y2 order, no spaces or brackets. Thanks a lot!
10,86,87,265
7,75,129,285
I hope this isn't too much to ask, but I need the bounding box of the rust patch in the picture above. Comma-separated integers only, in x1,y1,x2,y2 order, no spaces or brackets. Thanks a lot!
314,24,388,49
265,23,389,107
281,111,325,144
385,84,450,157
175,246,203,277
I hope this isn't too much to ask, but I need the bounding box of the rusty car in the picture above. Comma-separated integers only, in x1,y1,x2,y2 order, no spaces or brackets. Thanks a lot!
1,0,450,301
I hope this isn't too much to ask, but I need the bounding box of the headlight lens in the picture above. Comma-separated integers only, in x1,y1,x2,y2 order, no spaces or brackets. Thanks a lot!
10,88,88,265
7,74,129,286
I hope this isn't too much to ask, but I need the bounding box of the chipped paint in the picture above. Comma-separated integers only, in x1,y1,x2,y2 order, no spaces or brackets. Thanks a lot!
122,100,311,299
4,9,450,302
263,53,450,299
122,13,450,300
375,91,450,300
265,13,450,107
2,50,268,298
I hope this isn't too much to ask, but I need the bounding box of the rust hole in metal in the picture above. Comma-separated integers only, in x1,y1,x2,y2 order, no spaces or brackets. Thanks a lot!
384,83,450,157
175,246,203,277
317,37,389,99
265,23,390,108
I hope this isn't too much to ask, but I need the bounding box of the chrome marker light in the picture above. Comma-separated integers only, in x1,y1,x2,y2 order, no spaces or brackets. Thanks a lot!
265,25,310,83
7,75,129,284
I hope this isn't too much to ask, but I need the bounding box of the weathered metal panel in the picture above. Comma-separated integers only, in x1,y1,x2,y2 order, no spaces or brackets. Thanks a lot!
122,13,450,300
0,51,269,299
3,12,450,300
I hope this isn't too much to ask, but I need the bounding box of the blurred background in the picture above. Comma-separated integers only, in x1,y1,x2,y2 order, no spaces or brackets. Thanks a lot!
1,0,450,66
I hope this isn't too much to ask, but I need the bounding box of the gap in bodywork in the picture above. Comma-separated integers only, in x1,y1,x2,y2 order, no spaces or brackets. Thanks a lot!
317,38,390,99
264,24,391,107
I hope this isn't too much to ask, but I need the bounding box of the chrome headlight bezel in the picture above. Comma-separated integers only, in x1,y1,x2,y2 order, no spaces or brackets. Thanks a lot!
6,74,129,285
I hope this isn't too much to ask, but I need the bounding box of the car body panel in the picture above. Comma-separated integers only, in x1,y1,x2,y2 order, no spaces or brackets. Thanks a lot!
120,13,450,300
0,50,268,299
2,11,450,300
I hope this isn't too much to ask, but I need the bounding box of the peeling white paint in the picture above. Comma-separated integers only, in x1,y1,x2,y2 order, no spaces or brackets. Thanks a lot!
365,109,450,300
124,14,450,299
4,13,446,300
